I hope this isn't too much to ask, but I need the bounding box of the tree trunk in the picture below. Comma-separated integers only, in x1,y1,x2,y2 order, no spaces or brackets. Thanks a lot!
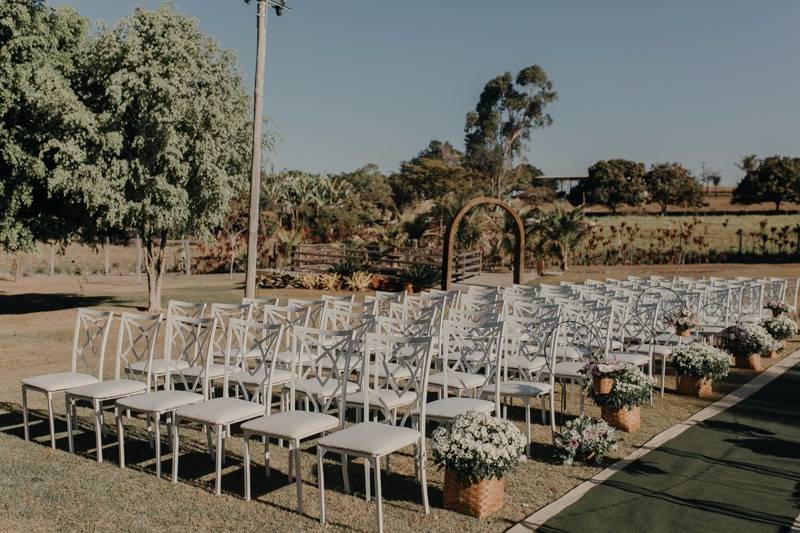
775,201,781,214
560,249,569,272
144,233,168,311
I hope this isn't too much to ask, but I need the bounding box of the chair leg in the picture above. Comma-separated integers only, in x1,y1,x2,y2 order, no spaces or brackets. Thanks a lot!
243,434,251,501
419,442,430,515
215,426,223,496
154,414,162,478
94,399,103,463
661,356,667,397
171,420,180,483
46,392,56,449
524,399,531,458
341,453,350,494
21,385,29,442
288,446,294,483
206,425,214,460
365,455,371,502
66,396,75,453
116,407,125,469
293,439,303,514
317,447,326,525
264,436,270,477
373,456,383,533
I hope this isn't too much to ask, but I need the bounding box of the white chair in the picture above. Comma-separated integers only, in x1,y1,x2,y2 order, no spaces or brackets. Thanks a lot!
171,318,275,495
21,308,113,449
242,296,280,322
317,334,434,533
65,311,162,462
115,315,216,477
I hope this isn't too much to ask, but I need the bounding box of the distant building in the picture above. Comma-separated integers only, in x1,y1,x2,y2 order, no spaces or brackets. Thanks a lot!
535,176,587,195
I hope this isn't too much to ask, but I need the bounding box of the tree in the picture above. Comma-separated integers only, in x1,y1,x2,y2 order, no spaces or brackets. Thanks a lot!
643,162,704,215
698,161,721,195
0,1,91,253
464,65,557,197
732,155,800,213
335,164,395,215
391,140,468,206
529,204,589,271
567,159,646,213
46,5,251,310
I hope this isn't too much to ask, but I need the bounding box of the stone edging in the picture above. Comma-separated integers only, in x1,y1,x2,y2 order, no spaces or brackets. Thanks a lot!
508,348,800,532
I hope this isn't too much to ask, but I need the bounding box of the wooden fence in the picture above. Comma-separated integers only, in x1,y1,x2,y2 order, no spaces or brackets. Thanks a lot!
291,244,482,282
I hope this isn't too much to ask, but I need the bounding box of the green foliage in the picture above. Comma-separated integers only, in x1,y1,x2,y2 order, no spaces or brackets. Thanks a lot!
589,364,653,410
568,159,646,212
398,263,439,291
333,164,396,217
464,65,557,197
643,162,704,215
671,342,730,380
391,140,469,206
732,155,800,213
529,204,590,271
0,1,91,252
328,257,367,278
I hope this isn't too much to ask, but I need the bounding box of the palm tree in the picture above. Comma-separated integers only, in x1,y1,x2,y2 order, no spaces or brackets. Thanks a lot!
530,204,590,272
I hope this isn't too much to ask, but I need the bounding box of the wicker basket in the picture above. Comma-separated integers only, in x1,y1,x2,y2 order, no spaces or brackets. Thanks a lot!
593,375,614,395
443,469,505,518
676,328,691,337
676,375,712,398
601,405,641,432
734,353,762,371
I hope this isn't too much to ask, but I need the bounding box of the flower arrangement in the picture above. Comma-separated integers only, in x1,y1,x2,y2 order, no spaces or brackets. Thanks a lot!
431,410,526,483
664,305,700,334
579,350,617,379
554,416,617,466
588,364,654,410
671,342,730,381
720,323,777,357
763,314,798,341
765,300,794,317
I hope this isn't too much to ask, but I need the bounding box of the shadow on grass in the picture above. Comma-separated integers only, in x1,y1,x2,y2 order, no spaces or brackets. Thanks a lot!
0,293,117,315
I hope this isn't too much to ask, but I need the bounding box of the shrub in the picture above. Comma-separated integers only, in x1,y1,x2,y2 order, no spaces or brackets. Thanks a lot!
763,315,797,341
318,272,341,291
554,416,617,465
258,270,297,289
344,271,372,292
298,272,320,290
671,342,730,380
664,305,700,332
329,257,367,278
589,364,653,410
720,323,777,357
431,410,526,482
398,263,440,291
765,300,795,317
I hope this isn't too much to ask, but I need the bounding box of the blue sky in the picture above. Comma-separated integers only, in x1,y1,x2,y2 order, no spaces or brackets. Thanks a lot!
54,0,800,183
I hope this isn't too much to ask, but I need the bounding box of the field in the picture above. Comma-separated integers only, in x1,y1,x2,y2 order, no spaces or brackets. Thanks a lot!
1,270,798,532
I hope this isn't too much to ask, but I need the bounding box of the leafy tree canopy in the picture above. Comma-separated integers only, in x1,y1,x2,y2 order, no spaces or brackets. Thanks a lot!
568,159,646,213
643,162,704,215
391,140,468,206
732,155,800,213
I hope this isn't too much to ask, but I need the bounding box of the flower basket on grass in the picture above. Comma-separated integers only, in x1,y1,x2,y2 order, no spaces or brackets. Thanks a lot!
763,315,797,343
554,416,617,465
765,300,794,318
671,342,730,398
720,323,777,371
588,364,653,432
665,305,700,336
579,352,617,395
432,410,526,518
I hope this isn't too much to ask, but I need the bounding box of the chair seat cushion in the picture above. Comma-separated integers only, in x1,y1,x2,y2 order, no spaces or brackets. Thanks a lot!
427,370,485,390
68,379,146,400
229,368,293,387
345,389,416,410
505,355,546,373
498,381,552,397
116,390,203,413
128,358,189,375
22,372,98,392
176,397,264,425
422,397,494,420
609,352,651,366
362,362,412,380
628,343,673,356
292,378,359,399
552,361,585,380
318,422,421,456
179,363,226,380
654,333,698,344
241,411,338,440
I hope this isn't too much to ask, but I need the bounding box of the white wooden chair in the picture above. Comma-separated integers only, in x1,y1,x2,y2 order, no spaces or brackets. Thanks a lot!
21,308,113,449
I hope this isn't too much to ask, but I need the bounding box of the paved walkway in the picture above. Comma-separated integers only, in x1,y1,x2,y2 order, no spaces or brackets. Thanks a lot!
513,353,800,533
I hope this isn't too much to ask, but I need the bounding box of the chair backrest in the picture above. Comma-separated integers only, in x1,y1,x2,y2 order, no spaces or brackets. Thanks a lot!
738,282,764,323
70,308,114,379
224,318,284,405
364,291,405,316
355,333,434,428
439,320,503,403
701,287,730,327
167,300,205,318
210,302,253,360
243,297,281,322
164,315,217,398
615,302,658,346
114,311,163,389
374,315,433,337
321,306,373,331
287,298,326,327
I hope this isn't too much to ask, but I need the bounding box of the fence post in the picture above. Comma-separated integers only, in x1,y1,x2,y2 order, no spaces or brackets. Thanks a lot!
104,238,110,276
136,237,142,283
49,244,55,276
183,239,190,276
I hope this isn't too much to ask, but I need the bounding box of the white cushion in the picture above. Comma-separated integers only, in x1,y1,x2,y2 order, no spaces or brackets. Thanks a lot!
655,333,698,344
428,370,485,390
345,389,417,409
229,368,293,387
609,352,651,366
178,363,226,380
67,379,146,400
505,355,546,372
552,362,586,380
128,358,189,375
293,379,359,399
116,390,203,413
363,362,411,380
176,397,264,426
422,397,494,420
22,372,98,392
628,343,672,356
498,381,552,397
318,422,421,456
241,411,338,441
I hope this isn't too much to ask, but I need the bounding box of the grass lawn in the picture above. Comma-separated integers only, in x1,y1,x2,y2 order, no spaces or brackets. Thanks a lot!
0,272,797,532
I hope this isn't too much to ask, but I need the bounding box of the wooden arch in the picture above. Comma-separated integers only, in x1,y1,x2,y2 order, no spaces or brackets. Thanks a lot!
441,196,525,290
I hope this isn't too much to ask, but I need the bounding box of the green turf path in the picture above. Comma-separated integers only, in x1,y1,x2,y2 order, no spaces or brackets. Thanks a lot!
540,364,800,533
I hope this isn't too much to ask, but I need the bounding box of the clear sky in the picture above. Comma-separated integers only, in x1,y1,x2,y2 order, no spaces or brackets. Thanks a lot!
53,0,800,183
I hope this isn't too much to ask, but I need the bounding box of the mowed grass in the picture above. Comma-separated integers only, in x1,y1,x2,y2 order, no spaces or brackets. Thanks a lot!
0,272,798,532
